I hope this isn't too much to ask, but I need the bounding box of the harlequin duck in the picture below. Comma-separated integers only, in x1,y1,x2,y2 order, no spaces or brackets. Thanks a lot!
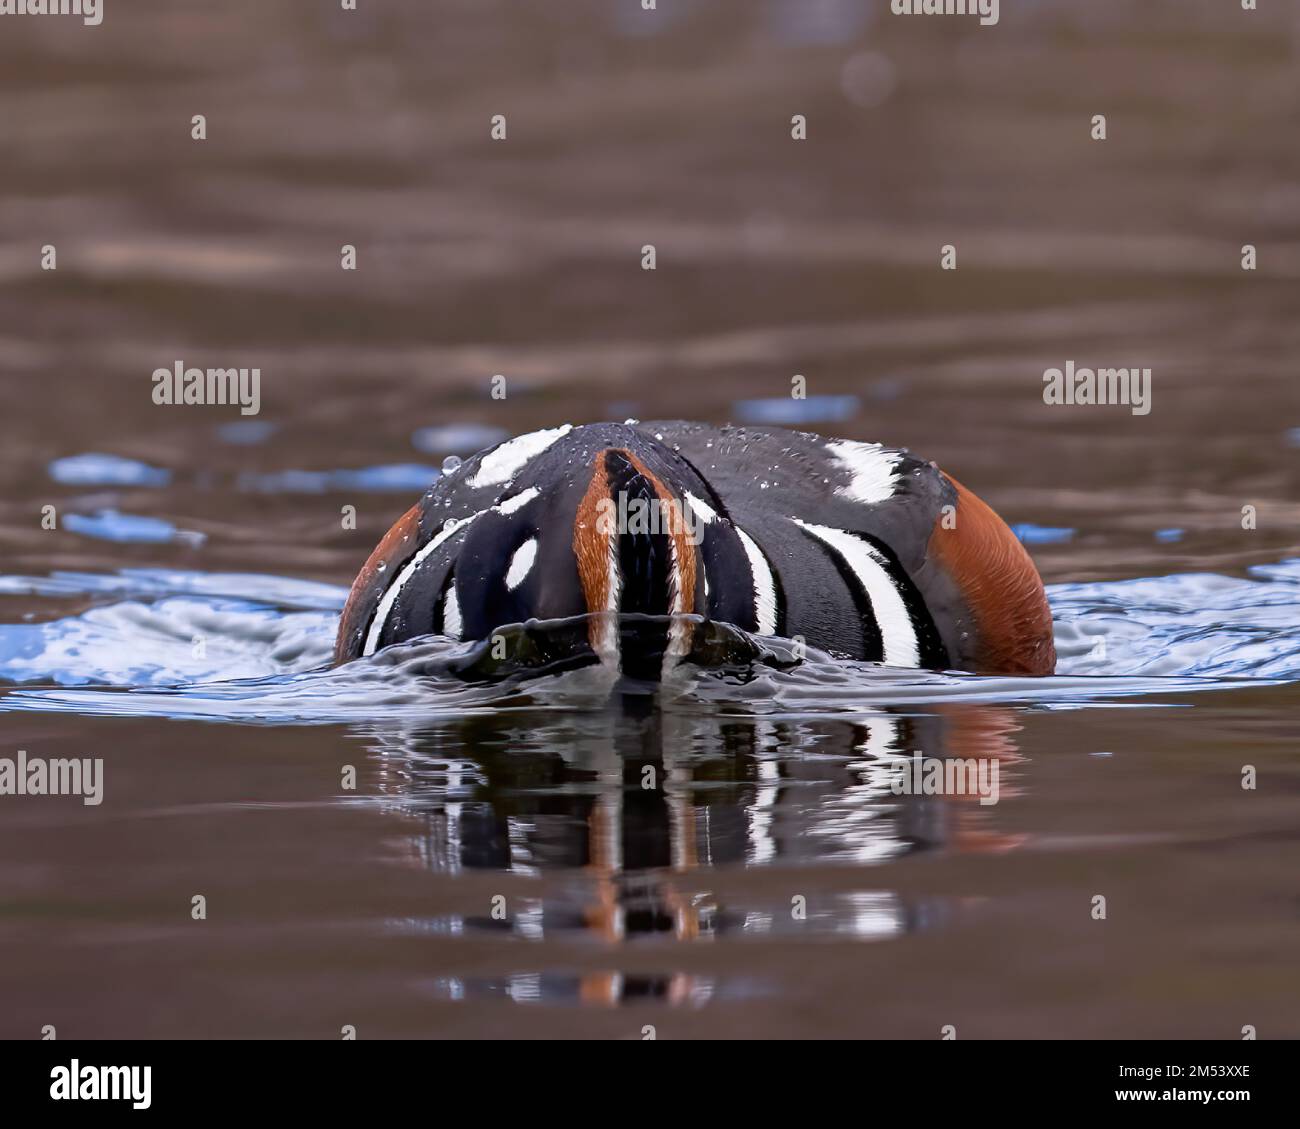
334,421,1056,677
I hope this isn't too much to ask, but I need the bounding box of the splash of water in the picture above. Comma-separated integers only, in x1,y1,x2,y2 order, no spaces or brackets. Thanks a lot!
0,561,1296,724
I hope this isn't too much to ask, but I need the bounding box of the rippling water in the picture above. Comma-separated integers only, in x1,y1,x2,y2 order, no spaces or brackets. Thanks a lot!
2,560,1297,1034
2,561,1299,717
1,0,1298,1038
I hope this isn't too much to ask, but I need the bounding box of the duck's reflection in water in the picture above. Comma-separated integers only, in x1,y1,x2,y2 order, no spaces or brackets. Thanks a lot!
359,697,1025,1006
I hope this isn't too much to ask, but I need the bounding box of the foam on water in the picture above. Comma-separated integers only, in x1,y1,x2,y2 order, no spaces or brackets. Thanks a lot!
0,561,1296,725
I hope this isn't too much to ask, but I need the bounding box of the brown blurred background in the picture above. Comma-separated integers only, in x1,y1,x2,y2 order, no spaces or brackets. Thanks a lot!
0,0,1297,588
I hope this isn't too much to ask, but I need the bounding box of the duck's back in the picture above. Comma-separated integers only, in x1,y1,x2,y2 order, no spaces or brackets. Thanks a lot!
334,420,1055,676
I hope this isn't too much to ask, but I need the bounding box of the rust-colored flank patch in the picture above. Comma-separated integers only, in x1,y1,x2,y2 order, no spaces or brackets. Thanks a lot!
334,503,420,662
573,452,614,651
927,474,1056,675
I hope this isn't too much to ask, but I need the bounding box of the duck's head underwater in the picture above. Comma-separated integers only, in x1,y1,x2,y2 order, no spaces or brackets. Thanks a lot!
334,421,1056,680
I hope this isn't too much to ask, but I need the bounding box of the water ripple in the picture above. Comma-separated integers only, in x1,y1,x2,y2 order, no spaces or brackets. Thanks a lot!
0,560,1295,723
